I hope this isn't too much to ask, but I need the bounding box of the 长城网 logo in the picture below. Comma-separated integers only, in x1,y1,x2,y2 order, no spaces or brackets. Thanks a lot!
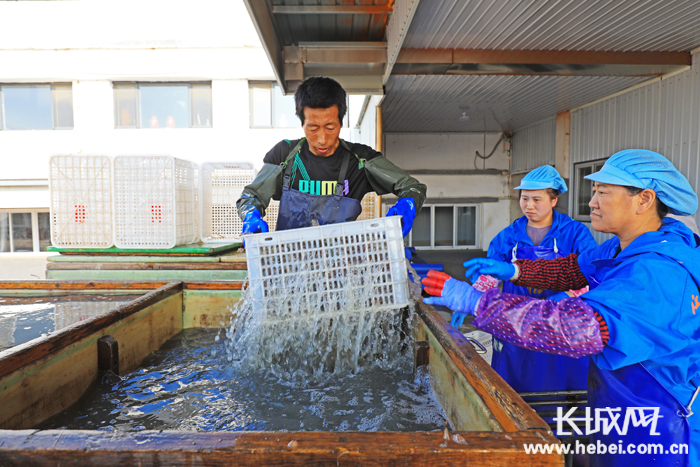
554,407,663,437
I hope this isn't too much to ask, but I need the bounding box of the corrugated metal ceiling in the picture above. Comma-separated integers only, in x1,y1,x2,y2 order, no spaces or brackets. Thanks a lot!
245,0,700,133
271,0,391,44
382,74,650,132
403,0,700,51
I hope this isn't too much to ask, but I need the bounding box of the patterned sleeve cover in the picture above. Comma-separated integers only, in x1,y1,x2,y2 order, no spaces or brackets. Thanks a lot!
473,289,608,358
513,253,589,292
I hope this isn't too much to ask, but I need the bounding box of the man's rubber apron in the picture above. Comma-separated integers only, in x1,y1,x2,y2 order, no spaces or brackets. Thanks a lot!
492,242,589,392
275,139,362,231
588,363,691,467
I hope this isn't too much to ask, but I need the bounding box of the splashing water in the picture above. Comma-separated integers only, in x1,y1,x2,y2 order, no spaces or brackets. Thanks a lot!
225,257,418,384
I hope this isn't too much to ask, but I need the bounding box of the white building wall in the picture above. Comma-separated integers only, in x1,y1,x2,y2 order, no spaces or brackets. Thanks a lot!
0,0,342,203
383,132,510,249
0,1,368,253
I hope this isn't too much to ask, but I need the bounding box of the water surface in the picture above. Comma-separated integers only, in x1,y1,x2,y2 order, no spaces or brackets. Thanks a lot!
0,295,140,351
39,328,449,432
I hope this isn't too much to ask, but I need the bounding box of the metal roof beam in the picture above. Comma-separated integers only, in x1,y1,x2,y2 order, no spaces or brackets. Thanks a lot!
272,5,393,15
382,0,422,85
285,44,387,64
392,48,691,76
398,49,691,65
282,44,387,95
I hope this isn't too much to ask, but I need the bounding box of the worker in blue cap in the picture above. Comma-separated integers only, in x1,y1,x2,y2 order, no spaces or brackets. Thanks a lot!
471,165,597,393
424,149,700,466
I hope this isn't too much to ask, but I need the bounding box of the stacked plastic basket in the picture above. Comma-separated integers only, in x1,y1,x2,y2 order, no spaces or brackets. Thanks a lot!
200,162,256,243
49,156,380,250
112,156,198,249
49,156,114,248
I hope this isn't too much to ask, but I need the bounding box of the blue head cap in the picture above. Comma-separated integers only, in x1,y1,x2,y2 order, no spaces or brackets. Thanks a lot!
514,165,567,194
584,149,698,216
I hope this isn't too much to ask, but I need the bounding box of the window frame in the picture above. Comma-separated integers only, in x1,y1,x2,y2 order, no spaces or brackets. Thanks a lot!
406,204,481,250
248,81,274,129
0,209,51,253
572,158,607,222
0,83,74,131
113,82,213,129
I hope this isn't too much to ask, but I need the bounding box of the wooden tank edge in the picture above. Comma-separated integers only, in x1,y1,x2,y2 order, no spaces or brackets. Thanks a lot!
415,300,552,433
0,429,562,466
0,280,563,466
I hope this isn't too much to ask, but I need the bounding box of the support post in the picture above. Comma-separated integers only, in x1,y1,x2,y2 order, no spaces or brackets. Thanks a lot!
375,105,383,217
414,340,430,377
97,336,119,375
555,111,571,178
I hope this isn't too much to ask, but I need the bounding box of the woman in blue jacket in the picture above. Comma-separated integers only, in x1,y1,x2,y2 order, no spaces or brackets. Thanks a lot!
482,165,597,392
425,149,700,466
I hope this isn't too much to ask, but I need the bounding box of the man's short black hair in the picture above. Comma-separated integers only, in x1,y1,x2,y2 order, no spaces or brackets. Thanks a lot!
294,76,347,125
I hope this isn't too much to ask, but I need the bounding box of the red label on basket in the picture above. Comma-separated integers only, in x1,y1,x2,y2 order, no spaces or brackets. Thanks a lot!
151,205,162,223
74,205,86,223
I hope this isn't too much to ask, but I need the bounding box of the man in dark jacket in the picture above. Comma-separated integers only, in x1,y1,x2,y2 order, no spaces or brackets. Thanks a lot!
236,76,426,236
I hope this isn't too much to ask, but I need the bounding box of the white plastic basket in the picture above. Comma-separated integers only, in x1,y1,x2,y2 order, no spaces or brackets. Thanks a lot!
244,216,409,315
200,162,256,243
49,155,114,248
113,156,197,249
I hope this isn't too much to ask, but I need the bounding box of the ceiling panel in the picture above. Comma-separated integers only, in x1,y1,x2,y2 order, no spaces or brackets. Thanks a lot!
271,0,390,45
382,74,650,132
403,0,700,52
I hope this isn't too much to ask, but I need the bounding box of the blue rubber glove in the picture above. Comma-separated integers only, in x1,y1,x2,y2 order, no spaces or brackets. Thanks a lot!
387,198,416,238
404,247,412,260
421,271,483,327
463,258,516,283
547,292,571,301
241,210,269,245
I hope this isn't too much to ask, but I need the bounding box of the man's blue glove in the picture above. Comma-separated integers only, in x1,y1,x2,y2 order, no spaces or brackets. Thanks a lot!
463,258,516,283
242,210,269,235
387,198,416,238
421,270,483,327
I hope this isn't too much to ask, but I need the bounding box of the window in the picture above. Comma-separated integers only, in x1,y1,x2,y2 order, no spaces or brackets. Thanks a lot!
0,211,51,253
573,159,607,221
0,84,73,130
114,82,212,128
249,81,349,128
406,204,480,249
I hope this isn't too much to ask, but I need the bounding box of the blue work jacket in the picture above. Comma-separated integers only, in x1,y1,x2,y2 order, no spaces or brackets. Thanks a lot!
579,217,700,437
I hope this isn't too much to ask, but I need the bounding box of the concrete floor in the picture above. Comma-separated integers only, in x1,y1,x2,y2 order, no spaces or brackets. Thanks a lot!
0,253,57,280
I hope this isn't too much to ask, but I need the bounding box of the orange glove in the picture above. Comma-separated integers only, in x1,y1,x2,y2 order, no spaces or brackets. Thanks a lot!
421,270,452,296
